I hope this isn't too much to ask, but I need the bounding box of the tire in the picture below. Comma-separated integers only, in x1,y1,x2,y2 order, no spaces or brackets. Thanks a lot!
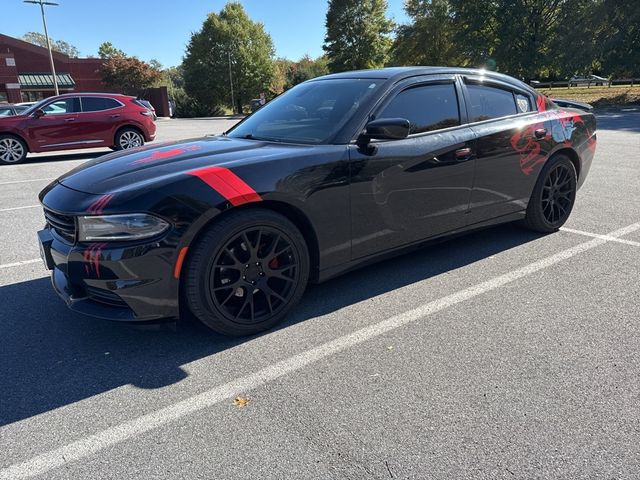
0,135,28,165
114,127,144,150
522,154,577,233
184,209,310,336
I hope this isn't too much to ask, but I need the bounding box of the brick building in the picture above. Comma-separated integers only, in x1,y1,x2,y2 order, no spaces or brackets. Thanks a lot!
0,33,106,103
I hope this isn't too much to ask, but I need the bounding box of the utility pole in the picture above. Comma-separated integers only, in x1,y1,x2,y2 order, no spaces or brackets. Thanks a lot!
24,0,59,96
228,51,235,114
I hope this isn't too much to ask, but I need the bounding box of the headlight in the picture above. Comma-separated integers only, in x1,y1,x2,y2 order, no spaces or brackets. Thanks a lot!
78,214,169,242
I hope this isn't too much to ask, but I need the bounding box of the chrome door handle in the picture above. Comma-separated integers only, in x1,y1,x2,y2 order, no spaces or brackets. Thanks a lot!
64,118,75,122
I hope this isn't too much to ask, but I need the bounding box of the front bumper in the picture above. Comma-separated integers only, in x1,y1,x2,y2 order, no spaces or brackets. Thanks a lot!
38,227,180,322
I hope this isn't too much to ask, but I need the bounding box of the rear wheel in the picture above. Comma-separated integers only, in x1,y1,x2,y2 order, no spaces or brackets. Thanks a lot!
114,128,144,150
522,154,577,232
0,135,27,165
184,209,310,336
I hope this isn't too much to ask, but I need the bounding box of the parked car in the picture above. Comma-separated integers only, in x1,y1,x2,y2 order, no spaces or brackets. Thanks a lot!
38,67,596,336
0,103,30,117
0,92,156,164
569,75,610,87
136,99,157,120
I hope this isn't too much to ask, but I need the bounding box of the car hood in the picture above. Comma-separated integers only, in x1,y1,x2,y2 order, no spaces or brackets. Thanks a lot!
57,135,307,195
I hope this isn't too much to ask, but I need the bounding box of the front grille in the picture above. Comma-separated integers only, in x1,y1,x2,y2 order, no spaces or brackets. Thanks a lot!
85,286,128,308
44,208,76,243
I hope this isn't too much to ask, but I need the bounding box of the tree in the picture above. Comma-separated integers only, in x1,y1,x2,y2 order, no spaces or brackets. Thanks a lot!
270,58,292,95
323,0,394,73
391,0,465,67
286,55,330,89
22,32,79,57
101,56,162,95
98,41,126,59
598,0,640,77
182,2,275,113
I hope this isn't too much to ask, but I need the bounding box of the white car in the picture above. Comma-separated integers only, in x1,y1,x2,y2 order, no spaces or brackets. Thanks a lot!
569,75,610,87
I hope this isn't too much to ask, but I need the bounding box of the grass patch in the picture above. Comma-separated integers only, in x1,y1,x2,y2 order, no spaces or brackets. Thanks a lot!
536,84,640,106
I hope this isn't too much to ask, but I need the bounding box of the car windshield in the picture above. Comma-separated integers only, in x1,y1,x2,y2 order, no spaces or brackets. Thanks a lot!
227,78,382,144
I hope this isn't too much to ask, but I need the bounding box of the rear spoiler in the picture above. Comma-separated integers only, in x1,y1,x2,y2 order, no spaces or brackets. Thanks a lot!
550,98,594,112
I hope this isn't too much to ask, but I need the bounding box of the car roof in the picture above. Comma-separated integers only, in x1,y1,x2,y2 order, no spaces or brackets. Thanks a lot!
52,92,132,99
312,66,534,93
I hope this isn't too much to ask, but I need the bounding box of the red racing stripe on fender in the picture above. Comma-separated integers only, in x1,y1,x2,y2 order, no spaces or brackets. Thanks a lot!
187,166,262,206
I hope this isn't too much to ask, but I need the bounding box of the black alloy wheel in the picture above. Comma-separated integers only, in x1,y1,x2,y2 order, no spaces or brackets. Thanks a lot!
185,209,309,336
541,163,573,225
523,154,577,233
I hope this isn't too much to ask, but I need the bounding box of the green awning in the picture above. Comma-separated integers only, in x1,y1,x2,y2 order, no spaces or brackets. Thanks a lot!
18,73,75,89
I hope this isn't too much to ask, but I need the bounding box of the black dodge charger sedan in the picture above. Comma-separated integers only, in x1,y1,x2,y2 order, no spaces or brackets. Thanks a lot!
38,67,596,336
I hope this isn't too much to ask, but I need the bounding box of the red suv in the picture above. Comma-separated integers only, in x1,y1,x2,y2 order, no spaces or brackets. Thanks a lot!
0,93,156,164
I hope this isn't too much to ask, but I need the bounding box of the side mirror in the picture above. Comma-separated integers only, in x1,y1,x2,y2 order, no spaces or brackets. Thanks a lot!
362,118,411,142
33,108,45,118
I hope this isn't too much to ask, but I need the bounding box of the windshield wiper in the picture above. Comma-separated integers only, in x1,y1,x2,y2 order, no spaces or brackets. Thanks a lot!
241,134,284,143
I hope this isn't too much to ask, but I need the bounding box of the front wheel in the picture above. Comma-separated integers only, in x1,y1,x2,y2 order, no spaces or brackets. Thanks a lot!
184,209,310,336
0,135,28,165
522,154,577,233
114,128,144,150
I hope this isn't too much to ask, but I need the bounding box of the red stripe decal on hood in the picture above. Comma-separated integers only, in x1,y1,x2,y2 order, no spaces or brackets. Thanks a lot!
187,166,262,206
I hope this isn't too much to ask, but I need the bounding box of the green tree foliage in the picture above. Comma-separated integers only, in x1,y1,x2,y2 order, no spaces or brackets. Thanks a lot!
286,55,330,88
392,0,640,80
390,0,463,66
22,32,79,57
323,0,394,72
182,2,275,113
101,56,162,95
98,41,126,59
598,0,640,77
269,56,330,96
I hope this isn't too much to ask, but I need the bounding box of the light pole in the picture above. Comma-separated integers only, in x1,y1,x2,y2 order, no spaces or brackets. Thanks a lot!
228,51,235,114
24,0,59,96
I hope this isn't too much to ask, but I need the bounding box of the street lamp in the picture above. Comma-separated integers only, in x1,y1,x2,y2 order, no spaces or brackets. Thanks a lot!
228,51,235,115
24,0,59,96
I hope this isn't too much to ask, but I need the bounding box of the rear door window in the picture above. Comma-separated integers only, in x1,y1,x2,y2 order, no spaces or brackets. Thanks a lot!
81,97,122,112
379,83,460,134
465,84,517,122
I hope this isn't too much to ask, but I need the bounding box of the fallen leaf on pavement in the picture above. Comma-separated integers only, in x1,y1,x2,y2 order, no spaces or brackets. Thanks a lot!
233,396,250,407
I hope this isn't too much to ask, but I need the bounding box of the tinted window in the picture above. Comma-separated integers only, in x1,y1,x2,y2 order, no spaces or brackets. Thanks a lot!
0,106,13,117
81,97,122,112
228,79,382,144
379,83,460,134
43,98,80,114
466,84,517,122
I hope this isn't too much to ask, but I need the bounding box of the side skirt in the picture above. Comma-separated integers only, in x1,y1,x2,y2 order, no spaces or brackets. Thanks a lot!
314,210,526,284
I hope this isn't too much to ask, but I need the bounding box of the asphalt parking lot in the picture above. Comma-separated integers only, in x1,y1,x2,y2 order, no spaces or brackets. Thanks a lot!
1,111,639,479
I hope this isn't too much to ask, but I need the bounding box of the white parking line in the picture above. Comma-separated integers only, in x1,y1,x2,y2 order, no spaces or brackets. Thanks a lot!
560,226,640,247
0,178,53,186
0,259,41,269
2,220,638,480
0,205,40,213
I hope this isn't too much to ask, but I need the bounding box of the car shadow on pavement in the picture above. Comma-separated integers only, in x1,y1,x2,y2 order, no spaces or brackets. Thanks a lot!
24,150,109,165
0,223,545,426
595,110,640,133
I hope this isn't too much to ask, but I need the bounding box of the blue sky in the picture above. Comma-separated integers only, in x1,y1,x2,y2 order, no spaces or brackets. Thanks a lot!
6,0,409,68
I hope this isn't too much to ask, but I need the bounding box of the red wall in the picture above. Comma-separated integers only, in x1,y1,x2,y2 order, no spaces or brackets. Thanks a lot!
0,34,106,95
